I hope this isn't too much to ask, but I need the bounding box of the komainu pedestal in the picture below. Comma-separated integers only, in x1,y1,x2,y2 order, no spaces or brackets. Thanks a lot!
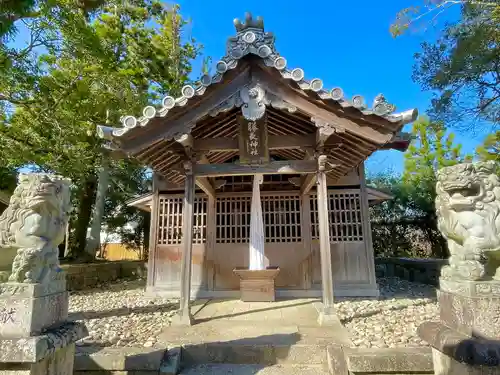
418,162,500,375
0,174,87,375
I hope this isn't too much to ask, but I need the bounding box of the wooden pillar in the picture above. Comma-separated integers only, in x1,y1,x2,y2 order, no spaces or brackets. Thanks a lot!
316,155,336,324
359,162,379,295
205,194,216,291
300,194,312,290
146,175,160,292
172,162,195,326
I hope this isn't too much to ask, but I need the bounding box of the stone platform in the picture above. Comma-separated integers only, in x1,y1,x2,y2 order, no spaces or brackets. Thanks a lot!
158,298,351,374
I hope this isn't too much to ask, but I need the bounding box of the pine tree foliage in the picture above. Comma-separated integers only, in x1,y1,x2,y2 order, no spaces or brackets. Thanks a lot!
0,1,201,259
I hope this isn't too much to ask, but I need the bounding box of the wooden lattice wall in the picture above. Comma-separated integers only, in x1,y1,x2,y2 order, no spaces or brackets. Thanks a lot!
157,189,363,245
215,193,302,243
310,189,364,242
157,196,207,245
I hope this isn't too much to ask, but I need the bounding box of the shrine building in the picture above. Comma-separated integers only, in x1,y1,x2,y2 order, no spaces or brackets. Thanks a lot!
97,13,417,323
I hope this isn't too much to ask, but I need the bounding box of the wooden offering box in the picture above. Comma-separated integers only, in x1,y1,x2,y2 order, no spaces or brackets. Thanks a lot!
233,267,280,302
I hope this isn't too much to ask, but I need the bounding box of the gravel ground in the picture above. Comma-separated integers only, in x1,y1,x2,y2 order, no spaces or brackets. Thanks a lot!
69,279,177,348
69,277,439,349
336,277,439,348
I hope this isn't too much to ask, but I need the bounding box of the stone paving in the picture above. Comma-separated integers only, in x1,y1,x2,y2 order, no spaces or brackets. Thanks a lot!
69,277,439,349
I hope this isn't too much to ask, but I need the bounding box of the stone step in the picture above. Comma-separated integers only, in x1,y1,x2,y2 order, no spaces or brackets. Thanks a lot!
179,364,329,375
180,342,328,366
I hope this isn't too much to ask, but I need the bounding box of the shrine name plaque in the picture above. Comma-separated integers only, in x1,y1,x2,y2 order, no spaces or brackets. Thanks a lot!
238,114,269,165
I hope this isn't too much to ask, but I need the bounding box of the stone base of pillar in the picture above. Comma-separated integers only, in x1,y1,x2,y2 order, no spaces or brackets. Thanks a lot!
418,278,500,374
315,303,341,326
170,309,193,327
0,279,87,375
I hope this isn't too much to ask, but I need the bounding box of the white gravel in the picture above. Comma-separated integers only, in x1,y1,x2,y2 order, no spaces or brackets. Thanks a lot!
69,277,439,349
69,279,178,348
336,277,439,348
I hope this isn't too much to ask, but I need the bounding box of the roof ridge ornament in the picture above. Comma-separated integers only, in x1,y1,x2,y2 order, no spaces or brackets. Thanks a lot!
233,12,264,32
221,13,278,71
372,93,396,116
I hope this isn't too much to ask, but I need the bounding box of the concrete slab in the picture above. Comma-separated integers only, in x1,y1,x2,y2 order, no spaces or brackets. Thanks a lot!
159,298,351,368
74,347,166,371
191,298,319,325
180,364,329,375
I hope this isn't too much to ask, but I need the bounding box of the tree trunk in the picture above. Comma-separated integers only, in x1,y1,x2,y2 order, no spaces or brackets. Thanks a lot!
69,175,97,261
64,221,70,257
142,210,151,260
85,156,110,259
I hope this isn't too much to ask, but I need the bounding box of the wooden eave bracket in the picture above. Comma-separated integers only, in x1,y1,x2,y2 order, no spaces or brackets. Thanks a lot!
173,134,217,199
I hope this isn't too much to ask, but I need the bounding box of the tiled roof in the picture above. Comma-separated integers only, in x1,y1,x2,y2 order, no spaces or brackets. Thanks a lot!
97,12,417,142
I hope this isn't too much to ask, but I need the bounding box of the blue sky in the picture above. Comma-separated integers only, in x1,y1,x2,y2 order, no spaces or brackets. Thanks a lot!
10,1,487,176
175,0,486,176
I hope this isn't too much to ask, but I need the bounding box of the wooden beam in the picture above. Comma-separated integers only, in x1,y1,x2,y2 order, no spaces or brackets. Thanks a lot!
193,133,317,153
300,146,317,196
124,66,251,155
195,154,216,199
193,160,319,177
195,176,215,199
300,174,317,196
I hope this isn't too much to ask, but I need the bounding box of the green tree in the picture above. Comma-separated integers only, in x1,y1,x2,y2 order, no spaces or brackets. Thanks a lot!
392,1,500,129
370,116,472,258
0,0,106,38
0,166,17,192
0,1,200,260
404,117,472,257
476,130,500,163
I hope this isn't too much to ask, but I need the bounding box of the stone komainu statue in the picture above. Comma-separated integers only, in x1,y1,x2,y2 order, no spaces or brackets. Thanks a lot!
0,174,71,283
436,161,500,281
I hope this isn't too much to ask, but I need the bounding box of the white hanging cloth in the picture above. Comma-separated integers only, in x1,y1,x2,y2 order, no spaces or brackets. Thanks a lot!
249,174,265,270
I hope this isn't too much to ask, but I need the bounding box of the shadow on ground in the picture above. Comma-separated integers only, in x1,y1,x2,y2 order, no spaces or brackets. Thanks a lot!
74,332,302,374
68,301,177,321
194,299,315,324
69,278,148,296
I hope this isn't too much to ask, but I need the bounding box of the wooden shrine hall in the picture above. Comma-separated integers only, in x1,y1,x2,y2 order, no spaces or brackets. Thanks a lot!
97,13,417,325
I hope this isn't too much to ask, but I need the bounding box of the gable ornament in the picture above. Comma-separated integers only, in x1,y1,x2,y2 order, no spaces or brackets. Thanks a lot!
210,83,297,121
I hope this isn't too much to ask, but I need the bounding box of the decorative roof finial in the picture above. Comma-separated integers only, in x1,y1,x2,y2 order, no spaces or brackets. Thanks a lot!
233,12,264,32
372,93,396,116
